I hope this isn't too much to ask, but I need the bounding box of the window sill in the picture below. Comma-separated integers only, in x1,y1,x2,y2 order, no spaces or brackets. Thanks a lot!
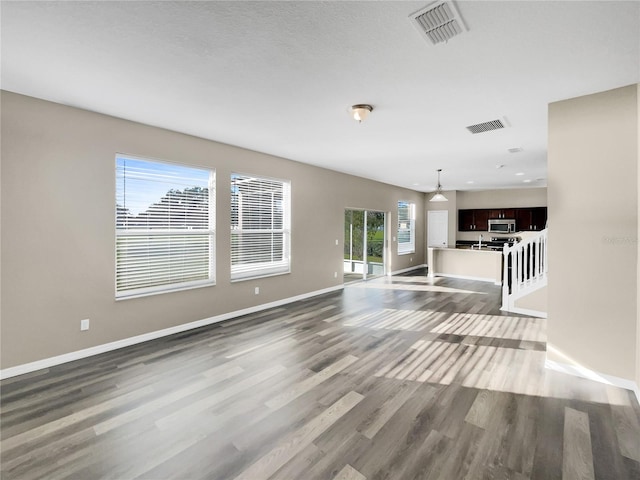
116,280,216,301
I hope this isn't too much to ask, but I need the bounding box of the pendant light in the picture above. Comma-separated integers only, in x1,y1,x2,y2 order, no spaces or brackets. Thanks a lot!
430,169,448,202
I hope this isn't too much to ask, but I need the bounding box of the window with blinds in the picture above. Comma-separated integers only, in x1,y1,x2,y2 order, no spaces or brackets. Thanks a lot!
115,155,215,298
397,201,415,255
231,174,291,281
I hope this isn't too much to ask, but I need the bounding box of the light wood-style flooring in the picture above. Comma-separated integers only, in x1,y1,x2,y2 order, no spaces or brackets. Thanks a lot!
2,272,639,479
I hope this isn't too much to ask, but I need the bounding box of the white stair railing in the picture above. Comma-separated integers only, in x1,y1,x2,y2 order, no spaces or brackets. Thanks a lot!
502,228,548,312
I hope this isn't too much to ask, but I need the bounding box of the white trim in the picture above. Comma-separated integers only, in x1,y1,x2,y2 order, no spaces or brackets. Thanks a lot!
0,285,344,380
397,201,416,256
389,264,428,276
509,278,548,302
545,358,640,405
431,272,498,284
500,306,547,318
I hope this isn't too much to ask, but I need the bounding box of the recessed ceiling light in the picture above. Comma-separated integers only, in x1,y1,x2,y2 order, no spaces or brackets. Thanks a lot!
515,172,525,176
412,183,420,186
466,180,475,184
523,179,532,183
496,164,505,169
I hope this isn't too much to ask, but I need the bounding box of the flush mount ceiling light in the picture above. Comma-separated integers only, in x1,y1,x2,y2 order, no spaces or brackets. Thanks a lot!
350,104,373,123
430,169,448,202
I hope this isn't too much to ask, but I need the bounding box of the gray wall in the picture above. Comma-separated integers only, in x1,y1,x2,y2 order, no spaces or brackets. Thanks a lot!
0,91,425,369
547,84,638,382
456,188,547,210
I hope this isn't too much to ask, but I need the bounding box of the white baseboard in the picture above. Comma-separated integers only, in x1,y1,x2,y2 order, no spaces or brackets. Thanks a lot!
500,306,547,318
430,272,499,284
0,284,344,380
545,358,640,404
389,264,428,276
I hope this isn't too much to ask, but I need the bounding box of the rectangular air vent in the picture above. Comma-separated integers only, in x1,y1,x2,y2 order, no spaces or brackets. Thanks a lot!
410,1,467,45
466,119,505,134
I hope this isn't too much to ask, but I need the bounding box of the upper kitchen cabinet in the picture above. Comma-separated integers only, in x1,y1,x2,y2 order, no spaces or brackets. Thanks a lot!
531,207,548,231
458,209,489,231
458,209,476,231
488,208,515,219
459,207,547,232
515,207,548,231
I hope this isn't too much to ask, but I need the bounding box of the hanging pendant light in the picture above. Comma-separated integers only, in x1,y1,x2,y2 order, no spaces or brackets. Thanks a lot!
430,169,448,202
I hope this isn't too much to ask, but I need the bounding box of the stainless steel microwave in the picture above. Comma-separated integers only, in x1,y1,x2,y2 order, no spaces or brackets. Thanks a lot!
488,218,516,233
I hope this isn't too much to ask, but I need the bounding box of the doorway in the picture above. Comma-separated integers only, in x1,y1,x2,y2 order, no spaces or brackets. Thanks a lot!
344,209,387,283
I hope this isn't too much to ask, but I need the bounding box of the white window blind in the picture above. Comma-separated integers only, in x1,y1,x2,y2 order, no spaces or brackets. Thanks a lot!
397,201,415,255
116,155,215,298
231,174,291,281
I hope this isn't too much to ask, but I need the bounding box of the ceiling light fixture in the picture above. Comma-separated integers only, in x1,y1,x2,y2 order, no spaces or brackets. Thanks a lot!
430,169,448,202
350,104,373,123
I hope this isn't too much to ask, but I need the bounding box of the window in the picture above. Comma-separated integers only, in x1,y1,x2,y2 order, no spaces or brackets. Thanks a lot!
397,201,415,255
231,174,291,280
115,155,215,298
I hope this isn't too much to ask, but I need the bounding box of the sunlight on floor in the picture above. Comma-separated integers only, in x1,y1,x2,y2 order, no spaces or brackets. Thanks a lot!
335,305,632,405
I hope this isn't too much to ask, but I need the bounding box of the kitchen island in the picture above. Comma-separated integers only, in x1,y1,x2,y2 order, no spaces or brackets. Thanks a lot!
427,246,502,284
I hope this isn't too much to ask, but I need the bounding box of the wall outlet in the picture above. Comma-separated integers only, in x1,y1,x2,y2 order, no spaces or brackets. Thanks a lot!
335,239,339,246
80,319,90,331
254,287,260,295
334,271,337,278
410,257,413,262
393,236,396,242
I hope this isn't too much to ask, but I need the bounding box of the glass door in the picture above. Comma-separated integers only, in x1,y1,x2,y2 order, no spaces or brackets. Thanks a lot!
344,209,386,282
365,210,385,279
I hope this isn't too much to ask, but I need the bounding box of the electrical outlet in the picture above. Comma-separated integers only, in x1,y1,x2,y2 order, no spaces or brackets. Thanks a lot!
254,287,260,295
410,257,413,262
393,236,396,242
334,271,337,278
80,319,90,331
335,239,339,246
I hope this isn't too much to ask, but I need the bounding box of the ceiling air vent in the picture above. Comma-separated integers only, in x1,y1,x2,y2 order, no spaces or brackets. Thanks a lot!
466,119,506,134
410,1,467,45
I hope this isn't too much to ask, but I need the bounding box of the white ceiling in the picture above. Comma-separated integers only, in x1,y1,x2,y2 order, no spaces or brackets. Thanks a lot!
2,1,639,192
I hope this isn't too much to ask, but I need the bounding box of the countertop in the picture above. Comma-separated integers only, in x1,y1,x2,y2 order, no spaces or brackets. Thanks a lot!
430,246,501,254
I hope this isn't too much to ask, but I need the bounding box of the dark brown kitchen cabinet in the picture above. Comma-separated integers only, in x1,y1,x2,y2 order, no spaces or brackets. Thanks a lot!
459,209,490,231
488,209,515,220
530,207,547,231
473,209,490,231
458,209,476,231
459,207,547,232
515,207,547,231
514,209,531,231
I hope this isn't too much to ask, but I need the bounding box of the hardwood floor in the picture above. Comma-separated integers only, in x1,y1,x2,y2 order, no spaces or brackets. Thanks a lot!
2,272,639,479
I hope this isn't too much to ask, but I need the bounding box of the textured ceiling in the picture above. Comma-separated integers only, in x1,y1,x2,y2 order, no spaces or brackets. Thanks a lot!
2,1,639,192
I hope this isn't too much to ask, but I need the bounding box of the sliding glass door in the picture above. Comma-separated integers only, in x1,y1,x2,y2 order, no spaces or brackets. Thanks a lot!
344,209,386,282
